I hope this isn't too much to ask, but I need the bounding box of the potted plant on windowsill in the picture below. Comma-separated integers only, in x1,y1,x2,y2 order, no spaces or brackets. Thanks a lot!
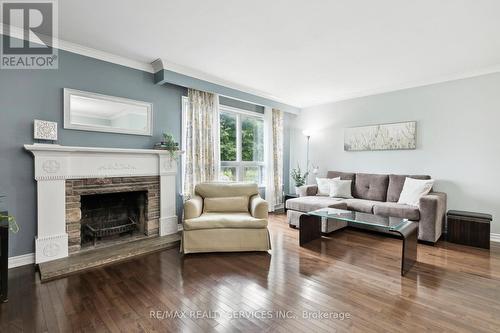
291,165,309,195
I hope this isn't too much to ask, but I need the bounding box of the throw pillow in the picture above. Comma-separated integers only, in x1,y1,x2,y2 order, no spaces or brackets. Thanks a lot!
329,179,353,199
397,177,434,207
316,177,340,196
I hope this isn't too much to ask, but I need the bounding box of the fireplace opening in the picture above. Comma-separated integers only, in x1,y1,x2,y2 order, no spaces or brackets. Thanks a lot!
80,191,147,248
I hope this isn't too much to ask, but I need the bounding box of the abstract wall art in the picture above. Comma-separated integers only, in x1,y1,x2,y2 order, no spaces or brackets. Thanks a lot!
344,121,416,151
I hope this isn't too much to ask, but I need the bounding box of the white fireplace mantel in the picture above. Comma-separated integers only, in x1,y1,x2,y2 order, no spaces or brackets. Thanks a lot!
24,144,179,264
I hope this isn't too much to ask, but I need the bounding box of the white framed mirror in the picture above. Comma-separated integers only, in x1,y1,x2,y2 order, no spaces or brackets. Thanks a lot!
64,88,153,136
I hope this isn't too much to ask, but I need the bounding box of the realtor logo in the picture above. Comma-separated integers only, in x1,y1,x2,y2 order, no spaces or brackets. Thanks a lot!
1,0,58,69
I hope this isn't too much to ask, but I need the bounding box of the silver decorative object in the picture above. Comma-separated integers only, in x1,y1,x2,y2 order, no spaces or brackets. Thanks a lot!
344,121,416,151
34,120,58,141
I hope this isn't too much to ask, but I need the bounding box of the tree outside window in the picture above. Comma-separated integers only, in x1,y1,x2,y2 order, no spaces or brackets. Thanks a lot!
219,107,265,185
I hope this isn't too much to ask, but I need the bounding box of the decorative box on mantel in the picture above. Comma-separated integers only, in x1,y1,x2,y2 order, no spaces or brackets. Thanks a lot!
24,144,179,264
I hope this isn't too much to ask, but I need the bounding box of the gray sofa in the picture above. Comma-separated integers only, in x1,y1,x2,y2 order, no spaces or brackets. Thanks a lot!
286,171,447,243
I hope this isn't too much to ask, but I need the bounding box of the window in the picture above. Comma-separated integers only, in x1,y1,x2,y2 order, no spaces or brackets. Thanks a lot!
219,105,265,185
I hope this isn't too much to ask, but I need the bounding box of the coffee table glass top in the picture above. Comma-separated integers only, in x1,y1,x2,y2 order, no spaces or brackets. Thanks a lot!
307,207,411,232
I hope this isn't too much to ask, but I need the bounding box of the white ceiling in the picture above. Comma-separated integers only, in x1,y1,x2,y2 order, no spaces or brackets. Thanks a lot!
55,0,500,108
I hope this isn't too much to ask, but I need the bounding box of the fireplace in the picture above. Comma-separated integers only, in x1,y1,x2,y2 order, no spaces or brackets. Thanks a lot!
66,176,160,253
80,191,147,247
24,144,178,264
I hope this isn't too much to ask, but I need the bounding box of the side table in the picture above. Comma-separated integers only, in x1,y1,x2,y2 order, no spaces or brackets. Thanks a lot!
447,210,492,249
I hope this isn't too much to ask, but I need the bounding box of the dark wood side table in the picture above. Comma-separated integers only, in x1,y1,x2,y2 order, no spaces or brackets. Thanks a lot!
447,210,492,249
284,193,298,212
0,211,8,303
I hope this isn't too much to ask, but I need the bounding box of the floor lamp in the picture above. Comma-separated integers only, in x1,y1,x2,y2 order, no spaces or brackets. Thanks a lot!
302,130,311,183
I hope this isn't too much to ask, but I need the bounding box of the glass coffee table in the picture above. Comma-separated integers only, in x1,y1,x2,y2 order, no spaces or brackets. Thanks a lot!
299,207,418,276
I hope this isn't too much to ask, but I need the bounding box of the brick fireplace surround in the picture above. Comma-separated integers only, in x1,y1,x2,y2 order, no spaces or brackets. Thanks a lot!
66,176,161,254
24,144,178,264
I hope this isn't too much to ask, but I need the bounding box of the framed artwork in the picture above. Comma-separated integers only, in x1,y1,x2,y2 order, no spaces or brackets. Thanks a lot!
34,120,58,141
344,121,416,151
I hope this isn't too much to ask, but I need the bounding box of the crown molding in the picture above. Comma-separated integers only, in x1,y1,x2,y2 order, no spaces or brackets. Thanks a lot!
302,64,500,109
7,23,498,111
60,38,154,73
1,24,154,72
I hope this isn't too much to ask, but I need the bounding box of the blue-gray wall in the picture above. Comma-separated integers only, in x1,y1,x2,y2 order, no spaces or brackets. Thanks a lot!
0,47,294,257
0,49,186,257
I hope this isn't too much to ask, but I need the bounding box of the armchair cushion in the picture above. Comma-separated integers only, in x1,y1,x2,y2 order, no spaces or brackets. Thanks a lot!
204,196,249,213
183,212,267,230
184,195,203,219
250,195,268,219
195,182,258,198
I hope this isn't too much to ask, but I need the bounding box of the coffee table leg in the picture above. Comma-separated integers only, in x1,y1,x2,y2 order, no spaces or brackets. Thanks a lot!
299,214,321,246
395,222,418,276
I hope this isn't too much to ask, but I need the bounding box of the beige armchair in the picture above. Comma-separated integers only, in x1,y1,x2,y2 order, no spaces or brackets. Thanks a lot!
182,182,271,254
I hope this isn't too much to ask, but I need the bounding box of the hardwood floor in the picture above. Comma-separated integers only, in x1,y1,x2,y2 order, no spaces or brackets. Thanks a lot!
1,213,500,332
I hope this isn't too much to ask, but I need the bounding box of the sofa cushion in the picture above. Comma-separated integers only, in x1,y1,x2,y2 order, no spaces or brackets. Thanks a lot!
326,171,356,181
286,196,347,212
387,174,431,202
184,212,267,230
373,202,420,220
353,173,389,201
204,196,249,213
195,182,259,198
344,199,380,213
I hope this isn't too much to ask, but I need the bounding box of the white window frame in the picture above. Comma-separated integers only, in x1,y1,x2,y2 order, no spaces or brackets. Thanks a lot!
219,104,266,186
181,96,189,194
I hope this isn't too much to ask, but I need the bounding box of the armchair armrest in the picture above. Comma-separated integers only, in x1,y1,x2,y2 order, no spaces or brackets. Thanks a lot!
418,191,447,243
184,195,203,219
297,185,318,197
250,195,268,219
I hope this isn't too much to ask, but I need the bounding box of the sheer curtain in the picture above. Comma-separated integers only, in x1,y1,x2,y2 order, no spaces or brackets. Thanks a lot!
183,89,220,198
264,107,284,211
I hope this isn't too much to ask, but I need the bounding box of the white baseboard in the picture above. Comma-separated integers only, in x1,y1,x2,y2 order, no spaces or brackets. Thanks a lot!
491,233,500,243
8,253,35,268
4,233,499,268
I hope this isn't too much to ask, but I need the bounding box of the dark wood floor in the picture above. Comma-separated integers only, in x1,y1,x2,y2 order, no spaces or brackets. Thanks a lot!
1,214,500,332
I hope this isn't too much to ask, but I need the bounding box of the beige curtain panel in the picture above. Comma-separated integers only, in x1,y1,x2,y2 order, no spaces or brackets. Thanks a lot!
183,89,220,198
272,108,284,207
265,107,284,210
